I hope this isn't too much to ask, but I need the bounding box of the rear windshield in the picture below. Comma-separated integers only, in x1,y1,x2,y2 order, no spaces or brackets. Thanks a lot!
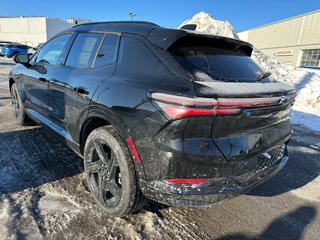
172,46,267,82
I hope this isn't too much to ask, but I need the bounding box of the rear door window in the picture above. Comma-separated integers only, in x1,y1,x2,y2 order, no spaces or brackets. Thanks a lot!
172,46,266,82
65,33,103,68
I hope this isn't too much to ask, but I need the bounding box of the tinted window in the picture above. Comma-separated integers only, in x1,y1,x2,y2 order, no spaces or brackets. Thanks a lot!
66,33,103,68
94,34,119,68
117,36,175,82
172,46,266,82
36,34,71,65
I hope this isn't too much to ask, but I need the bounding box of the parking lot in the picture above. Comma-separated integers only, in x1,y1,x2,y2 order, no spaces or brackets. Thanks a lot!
0,57,319,239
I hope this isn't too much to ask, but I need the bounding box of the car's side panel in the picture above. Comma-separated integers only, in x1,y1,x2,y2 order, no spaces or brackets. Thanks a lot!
49,64,117,142
91,34,194,134
47,32,120,144
89,34,196,183
21,64,56,118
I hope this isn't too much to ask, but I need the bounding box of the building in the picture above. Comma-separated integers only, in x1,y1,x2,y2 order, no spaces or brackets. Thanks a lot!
0,17,91,47
67,18,92,25
238,10,320,69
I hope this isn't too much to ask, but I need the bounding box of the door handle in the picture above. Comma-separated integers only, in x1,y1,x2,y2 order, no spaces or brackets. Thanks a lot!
74,86,89,95
38,77,47,82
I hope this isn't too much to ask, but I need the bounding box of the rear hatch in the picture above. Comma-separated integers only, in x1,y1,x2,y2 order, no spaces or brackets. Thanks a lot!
170,36,295,162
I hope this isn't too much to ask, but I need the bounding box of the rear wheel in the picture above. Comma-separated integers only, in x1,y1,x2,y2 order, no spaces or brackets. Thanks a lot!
10,83,28,125
84,126,147,217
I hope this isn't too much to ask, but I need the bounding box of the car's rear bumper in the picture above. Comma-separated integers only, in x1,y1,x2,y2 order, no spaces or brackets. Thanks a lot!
142,146,288,206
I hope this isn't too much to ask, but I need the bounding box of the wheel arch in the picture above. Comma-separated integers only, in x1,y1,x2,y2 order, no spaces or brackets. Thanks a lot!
80,106,148,182
9,78,15,91
80,116,111,154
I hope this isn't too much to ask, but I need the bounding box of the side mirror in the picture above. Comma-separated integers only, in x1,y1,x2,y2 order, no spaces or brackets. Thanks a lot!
13,53,32,64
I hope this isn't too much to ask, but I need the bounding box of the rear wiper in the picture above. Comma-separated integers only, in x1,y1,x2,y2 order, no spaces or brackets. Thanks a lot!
256,72,271,81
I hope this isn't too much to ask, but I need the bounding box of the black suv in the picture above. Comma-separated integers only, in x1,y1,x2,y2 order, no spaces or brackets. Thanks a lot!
9,21,295,217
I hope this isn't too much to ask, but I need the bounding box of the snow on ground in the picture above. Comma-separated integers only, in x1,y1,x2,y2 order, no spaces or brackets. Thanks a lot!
180,12,320,132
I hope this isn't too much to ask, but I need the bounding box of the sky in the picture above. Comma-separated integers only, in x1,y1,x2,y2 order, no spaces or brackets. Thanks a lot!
1,0,319,32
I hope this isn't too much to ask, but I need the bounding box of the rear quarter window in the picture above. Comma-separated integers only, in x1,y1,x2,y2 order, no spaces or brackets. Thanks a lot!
117,36,173,81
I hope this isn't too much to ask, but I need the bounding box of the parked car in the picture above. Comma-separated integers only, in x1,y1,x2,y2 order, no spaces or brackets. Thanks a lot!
2,43,32,58
27,47,37,55
9,21,296,217
0,41,13,56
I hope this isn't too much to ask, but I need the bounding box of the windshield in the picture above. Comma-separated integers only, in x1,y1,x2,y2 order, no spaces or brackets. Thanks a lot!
172,46,270,82
1,44,12,48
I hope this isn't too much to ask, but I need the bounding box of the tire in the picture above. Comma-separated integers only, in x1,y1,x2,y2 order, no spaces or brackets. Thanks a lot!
10,83,29,126
84,126,147,217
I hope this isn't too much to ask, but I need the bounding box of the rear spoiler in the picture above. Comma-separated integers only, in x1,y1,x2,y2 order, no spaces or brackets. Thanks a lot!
147,27,253,56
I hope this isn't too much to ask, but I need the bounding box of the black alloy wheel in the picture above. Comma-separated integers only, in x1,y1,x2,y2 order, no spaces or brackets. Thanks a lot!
85,139,122,208
84,126,147,216
10,83,28,125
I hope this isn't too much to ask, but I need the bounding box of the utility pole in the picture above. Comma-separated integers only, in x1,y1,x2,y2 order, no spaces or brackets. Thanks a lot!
128,12,137,21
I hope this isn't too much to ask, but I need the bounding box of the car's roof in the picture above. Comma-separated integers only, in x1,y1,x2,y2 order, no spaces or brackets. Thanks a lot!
67,21,253,54
1,42,21,46
71,21,159,37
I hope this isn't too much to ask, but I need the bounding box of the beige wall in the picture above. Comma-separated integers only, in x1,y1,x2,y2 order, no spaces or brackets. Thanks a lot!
0,17,74,47
0,17,47,47
238,30,249,42
238,10,320,67
46,18,74,40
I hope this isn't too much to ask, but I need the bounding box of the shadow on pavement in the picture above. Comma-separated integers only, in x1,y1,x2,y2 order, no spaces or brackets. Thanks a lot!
0,60,15,66
249,126,320,197
218,205,317,240
0,127,83,195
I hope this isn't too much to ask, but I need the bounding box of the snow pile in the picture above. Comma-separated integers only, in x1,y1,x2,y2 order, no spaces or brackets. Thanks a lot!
180,12,320,132
179,12,239,40
252,49,320,110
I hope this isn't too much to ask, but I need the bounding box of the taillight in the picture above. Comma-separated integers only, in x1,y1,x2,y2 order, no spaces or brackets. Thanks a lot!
150,92,294,120
162,106,217,119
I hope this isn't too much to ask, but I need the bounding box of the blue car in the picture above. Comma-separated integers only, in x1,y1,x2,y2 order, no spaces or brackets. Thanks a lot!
0,41,13,56
1,43,31,58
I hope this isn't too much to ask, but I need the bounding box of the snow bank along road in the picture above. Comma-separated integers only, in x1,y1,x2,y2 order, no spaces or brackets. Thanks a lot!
0,58,319,239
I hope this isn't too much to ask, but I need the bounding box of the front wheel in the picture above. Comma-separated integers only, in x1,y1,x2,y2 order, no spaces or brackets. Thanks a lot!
10,83,29,125
84,126,147,217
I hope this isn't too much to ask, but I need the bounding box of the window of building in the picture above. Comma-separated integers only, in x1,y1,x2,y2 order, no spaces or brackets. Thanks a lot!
66,33,103,68
300,49,320,68
94,34,119,68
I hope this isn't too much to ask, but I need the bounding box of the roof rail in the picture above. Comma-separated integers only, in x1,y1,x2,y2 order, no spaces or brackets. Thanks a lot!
72,21,159,28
